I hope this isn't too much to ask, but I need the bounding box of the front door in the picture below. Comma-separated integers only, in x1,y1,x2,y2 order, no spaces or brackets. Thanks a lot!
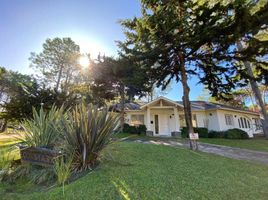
154,114,170,135
159,114,169,135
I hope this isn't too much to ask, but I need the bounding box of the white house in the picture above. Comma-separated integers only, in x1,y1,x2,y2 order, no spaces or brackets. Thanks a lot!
122,96,263,138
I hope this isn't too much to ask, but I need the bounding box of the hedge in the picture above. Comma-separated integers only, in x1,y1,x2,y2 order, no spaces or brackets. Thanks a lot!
181,127,209,138
224,128,249,139
182,128,249,139
123,123,147,134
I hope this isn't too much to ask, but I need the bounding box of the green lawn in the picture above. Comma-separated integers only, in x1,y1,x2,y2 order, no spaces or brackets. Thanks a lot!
199,138,268,152
0,133,21,163
1,142,268,200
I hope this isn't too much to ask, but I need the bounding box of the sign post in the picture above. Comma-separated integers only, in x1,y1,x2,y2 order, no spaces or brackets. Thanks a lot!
189,133,199,150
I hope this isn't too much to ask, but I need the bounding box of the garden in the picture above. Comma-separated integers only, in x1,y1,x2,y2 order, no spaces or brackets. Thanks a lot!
0,104,119,197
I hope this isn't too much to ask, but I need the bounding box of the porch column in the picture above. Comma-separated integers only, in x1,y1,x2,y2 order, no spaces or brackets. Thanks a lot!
174,106,180,131
147,107,151,131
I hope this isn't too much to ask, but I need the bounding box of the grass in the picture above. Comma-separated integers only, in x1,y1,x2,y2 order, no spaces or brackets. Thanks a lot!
0,132,21,162
199,138,268,152
1,141,268,200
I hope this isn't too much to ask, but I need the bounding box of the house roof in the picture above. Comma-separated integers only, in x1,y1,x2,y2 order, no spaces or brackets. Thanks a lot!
109,102,141,112
140,96,183,109
178,101,259,115
112,96,259,115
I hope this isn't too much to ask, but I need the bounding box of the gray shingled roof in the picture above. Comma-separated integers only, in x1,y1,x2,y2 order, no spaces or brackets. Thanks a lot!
177,101,257,113
110,100,258,114
109,102,141,112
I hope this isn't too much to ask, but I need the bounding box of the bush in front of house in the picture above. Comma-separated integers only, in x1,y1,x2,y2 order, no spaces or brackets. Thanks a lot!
208,131,225,138
123,123,147,135
123,123,138,134
195,127,209,138
137,124,147,134
224,128,249,139
181,127,209,138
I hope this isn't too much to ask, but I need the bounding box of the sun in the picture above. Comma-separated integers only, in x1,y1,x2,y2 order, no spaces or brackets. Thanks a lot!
79,55,90,68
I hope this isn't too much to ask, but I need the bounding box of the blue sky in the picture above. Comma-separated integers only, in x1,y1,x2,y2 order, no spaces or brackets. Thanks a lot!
0,0,203,101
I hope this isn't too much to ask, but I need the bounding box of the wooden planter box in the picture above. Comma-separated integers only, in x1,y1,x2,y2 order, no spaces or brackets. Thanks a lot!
19,146,60,167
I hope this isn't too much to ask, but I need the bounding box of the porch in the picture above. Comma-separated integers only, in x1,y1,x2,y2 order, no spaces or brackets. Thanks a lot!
141,97,184,137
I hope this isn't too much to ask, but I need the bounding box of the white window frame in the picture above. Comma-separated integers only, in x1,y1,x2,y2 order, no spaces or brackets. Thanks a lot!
130,114,144,125
225,114,234,126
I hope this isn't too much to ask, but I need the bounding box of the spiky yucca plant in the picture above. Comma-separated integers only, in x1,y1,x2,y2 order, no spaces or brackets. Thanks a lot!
19,105,65,148
59,104,119,172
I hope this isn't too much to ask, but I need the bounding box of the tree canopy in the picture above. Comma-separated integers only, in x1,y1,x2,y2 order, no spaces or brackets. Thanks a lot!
29,37,81,92
119,0,268,145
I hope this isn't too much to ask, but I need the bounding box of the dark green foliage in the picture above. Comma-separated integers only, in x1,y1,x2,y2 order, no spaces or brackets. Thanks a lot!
181,127,209,138
195,128,209,138
0,67,80,123
183,128,249,139
137,124,147,134
224,128,249,139
208,131,225,138
123,123,147,135
119,0,268,99
181,127,188,138
91,56,152,105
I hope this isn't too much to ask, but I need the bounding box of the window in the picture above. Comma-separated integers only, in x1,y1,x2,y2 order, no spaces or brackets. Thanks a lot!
130,114,144,125
179,114,197,127
238,117,251,129
253,118,262,131
225,114,234,126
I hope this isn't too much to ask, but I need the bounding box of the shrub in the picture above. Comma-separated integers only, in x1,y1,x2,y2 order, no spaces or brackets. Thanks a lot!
59,104,119,172
181,127,188,138
123,123,131,133
224,128,249,139
19,105,64,148
195,127,209,138
208,131,225,138
137,125,147,134
123,123,147,134
181,127,209,138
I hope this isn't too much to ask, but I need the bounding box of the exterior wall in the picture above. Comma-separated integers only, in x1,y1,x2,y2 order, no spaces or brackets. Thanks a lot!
125,105,261,138
206,111,221,131
177,110,221,131
216,110,261,138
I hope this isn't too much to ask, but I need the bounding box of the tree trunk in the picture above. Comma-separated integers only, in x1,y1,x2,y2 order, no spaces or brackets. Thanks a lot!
246,64,268,138
120,84,125,133
237,42,268,138
0,119,7,133
55,65,64,92
63,66,71,93
179,56,198,150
